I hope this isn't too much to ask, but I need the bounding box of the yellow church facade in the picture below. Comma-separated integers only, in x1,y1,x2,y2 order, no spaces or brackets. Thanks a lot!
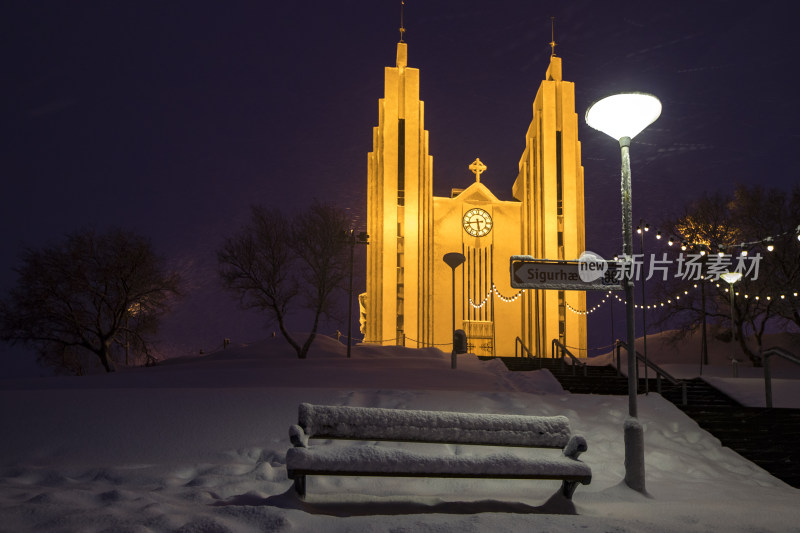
363,42,587,357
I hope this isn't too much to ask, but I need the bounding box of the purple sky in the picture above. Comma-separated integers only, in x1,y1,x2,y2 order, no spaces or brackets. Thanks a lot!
2,1,798,368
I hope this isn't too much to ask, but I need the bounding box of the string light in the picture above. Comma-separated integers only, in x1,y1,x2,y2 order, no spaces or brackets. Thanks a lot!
665,225,800,257
468,284,526,309
609,279,800,309
469,290,492,309
565,291,613,315
493,284,525,302
514,282,799,318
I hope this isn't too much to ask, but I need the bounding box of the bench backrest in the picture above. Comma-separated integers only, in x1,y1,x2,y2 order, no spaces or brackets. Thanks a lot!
298,403,571,448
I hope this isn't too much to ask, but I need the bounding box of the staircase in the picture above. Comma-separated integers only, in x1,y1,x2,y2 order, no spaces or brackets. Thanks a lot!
495,356,800,488
677,405,800,487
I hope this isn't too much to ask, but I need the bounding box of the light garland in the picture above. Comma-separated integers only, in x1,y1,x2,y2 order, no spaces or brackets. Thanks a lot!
608,276,800,309
468,283,526,309
469,290,491,309
493,284,526,302
661,224,800,255
565,291,612,316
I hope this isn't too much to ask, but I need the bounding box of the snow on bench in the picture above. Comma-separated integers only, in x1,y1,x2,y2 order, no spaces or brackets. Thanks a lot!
285,403,591,500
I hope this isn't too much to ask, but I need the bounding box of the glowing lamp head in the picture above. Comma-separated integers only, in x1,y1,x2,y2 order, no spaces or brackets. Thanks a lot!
721,272,743,285
585,92,662,141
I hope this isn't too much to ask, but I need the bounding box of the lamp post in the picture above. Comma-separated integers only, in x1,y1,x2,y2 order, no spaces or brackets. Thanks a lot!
609,293,615,349
695,247,709,375
721,271,742,359
443,253,466,369
125,302,142,366
345,230,369,358
586,91,661,494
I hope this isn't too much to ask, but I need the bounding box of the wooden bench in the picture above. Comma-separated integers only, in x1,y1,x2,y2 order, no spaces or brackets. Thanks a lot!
285,403,591,500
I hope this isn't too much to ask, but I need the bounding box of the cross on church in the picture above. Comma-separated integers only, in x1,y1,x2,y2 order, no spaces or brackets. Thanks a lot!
469,158,487,182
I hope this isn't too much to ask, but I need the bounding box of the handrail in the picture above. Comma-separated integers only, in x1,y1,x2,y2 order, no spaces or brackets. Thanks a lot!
551,339,587,377
514,336,535,359
616,340,688,406
762,346,800,408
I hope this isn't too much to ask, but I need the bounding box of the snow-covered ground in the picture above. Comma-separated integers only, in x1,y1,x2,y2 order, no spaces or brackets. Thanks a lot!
1,333,799,532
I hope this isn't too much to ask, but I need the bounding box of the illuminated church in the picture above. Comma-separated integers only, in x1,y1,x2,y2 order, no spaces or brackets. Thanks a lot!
362,39,587,357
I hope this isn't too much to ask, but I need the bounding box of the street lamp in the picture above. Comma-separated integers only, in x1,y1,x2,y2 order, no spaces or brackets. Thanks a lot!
586,91,661,494
443,252,466,369
344,230,369,358
699,248,709,374
721,270,743,353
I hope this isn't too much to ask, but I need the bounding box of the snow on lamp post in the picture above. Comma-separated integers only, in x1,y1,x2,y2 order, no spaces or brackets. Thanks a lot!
586,92,661,493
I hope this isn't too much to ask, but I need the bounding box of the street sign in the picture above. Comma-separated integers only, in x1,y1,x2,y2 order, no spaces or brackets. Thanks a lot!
510,255,623,290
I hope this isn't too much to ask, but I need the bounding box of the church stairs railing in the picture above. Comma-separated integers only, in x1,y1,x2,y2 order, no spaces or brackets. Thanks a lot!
514,336,536,360
551,339,588,377
615,340,687,406
763,347,800,408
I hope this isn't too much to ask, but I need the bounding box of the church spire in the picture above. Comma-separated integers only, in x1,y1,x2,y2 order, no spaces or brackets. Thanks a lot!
545,17,562,81
399,0,406,43
396,1,407,68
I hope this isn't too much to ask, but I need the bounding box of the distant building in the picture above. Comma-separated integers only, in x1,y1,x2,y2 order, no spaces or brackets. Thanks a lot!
362,41,587,357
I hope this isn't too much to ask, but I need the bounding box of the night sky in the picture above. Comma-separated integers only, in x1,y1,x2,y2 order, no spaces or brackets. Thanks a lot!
2,1,798,369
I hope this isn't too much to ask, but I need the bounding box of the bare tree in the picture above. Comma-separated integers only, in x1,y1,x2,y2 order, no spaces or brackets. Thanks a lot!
0,229,181,373
218,202,350,359
670,191,740,251
290,202,351,356
654,185,800,365
730,185,800,330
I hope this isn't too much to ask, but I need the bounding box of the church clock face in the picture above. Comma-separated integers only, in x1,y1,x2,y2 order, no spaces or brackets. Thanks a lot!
463,208,493,237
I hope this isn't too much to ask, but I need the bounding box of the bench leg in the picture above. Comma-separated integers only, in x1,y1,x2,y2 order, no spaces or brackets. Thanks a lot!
561,480,578,500
293,475,306,498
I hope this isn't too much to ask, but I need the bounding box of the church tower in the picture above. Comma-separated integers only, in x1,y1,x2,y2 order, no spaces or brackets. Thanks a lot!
364,42,434,346
512,55,587,357
364,41,586,357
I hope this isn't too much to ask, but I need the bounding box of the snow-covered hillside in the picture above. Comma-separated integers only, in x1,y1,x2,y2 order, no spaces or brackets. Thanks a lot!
1,335,798,532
